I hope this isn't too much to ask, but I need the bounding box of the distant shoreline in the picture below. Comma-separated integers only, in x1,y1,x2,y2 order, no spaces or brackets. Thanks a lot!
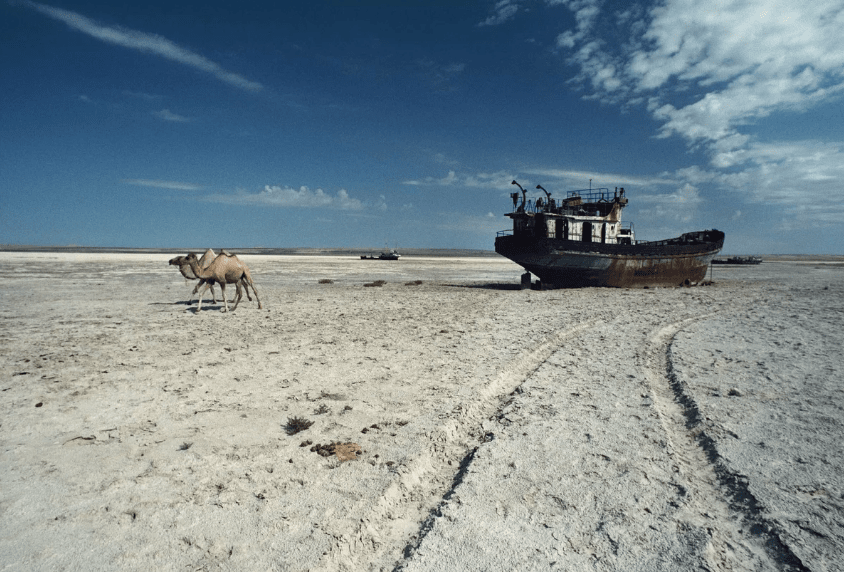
0,245,500,258
1,245,840,262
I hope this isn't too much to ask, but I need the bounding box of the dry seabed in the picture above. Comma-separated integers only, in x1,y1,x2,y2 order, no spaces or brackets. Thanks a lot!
0,253,842,571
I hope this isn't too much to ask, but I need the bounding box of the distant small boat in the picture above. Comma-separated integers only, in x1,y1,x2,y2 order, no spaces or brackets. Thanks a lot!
361,248,401,261
712,256,762,265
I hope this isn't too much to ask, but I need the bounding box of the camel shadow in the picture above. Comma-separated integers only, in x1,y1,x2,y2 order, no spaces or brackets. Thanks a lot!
164,300,239,306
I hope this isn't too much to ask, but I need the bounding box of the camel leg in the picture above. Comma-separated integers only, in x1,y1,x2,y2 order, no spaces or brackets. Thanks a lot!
191,280,217,303
239,278,253,302
241,269,262,309
219,283,229,313
231,281,243,311
195,281,212,313
247,277,262,309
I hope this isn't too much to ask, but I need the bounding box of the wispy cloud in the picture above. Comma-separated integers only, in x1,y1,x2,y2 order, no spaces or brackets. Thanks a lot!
403,170,516,190
432,152,460,166
375,194,388,212
435,212,509,236
205,185,364,210
123,179,202,190
522,168,677,189
464,171,521,190
682,140,844,207
635,183,703,223
416,59,466,92
403,170,458,186
19,1,263,92
152,108,191,122
123,90,163,101
478,0,523,26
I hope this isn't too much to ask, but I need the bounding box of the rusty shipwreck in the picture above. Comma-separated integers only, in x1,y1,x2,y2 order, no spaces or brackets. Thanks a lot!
494,181,724,288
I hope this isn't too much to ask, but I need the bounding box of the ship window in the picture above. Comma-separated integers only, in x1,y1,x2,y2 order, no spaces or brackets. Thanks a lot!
582,221,592,243
555,219,564,239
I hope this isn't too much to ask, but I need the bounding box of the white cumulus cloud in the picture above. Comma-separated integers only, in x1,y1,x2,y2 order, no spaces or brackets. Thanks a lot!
205,185,364,210
555,0,844,151
550,0,844,216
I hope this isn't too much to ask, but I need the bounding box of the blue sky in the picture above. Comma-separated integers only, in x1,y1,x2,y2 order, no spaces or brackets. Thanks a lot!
2,0,843,253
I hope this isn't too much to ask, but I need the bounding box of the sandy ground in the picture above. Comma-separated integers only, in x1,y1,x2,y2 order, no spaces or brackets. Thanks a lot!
0,253,842,571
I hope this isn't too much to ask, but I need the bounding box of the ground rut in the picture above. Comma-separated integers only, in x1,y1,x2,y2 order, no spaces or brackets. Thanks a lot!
312,322,594,572
644,316,806,571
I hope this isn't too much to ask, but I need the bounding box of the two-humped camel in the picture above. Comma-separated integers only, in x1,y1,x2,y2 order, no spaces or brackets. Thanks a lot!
170,249,255,305
185,252,262,313
169,248,221,303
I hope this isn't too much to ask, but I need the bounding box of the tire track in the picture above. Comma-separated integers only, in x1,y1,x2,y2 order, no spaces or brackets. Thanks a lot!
644,315,808,571
312,322,595,572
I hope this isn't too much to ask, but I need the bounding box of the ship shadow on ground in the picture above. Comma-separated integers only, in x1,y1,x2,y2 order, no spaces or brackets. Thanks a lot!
444,283,525,291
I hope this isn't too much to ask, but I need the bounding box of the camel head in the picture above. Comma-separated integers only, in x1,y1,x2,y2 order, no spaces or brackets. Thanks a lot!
171,254,200,280
169,253,199,266
184,253,202,274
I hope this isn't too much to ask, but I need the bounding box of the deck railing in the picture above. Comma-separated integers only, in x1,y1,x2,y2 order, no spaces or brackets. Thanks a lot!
565,188,613,202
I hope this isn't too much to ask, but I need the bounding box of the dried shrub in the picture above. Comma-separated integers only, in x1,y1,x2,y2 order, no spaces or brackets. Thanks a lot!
314,404,330,415
364,280,386,287
284,416,314,435
318,279,334,284
404,280,423,286
309,442,362,462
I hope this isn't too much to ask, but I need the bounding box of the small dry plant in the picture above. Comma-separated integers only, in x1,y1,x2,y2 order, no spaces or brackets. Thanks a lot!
318,279,334,284
314,403,330,415
284,416,314,435
405,280,423,286
364,280,387,287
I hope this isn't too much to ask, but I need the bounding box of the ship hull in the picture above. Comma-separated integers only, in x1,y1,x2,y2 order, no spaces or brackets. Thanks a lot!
495,230,724,288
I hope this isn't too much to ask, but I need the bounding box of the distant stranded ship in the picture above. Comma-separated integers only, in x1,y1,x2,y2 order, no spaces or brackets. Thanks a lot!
712,256,762,265
361,247,401,260
494,181,724,288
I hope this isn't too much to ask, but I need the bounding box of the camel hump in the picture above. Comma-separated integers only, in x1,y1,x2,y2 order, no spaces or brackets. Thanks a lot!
221,249,234,257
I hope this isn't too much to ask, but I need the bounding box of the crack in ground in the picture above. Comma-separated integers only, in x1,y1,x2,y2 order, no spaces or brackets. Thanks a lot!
665,337,810,572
